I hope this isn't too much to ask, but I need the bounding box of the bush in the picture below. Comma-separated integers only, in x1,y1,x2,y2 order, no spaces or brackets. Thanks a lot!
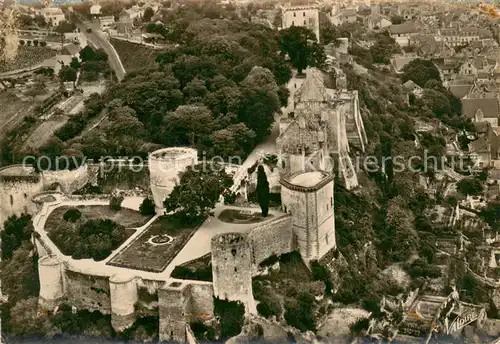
404,259,441,279
63,208,82,222
257,296,282,319
139,198,156,216
109,195,124,211
213,298,244,339
284,292,316,332
40,41,47,47
170,265,213,282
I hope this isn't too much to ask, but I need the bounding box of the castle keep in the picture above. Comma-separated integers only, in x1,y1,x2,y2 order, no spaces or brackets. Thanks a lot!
278,68,367,190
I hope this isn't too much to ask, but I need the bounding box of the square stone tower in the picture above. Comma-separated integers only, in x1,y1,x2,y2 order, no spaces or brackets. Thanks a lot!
280,171,336,261
282,5,320,43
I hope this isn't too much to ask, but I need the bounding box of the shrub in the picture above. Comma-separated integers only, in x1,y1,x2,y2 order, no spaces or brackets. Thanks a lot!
170,265,213,282
19,40,25,45
139,198,156,216
257,295,282,319
109,195,124,211
213,298,244,339
284,292,316,332
404,259,441,279
63,208,82,222
40,41,47,47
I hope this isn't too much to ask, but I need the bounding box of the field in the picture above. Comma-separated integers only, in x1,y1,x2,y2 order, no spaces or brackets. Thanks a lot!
109,38,166,73
0,91,35,139
45,205,152,231
0,46,58,73
107,215,200,272
23,118,68,150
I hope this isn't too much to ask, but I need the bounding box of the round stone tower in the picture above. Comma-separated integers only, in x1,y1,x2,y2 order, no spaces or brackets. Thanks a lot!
280,170,336,261
38,255,65,311
148,147,198,214
211,232,256,314
109,274,138,332
0,164,44,228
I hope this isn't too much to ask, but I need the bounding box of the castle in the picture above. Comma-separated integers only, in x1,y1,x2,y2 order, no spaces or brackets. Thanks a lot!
278,67,368,190
1,67,366,342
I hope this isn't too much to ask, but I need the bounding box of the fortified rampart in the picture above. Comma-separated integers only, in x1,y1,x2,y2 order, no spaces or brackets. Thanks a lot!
158,280,214,342
247,215,294,267
0,164,89,228
211,233,256,314
148,147,198,214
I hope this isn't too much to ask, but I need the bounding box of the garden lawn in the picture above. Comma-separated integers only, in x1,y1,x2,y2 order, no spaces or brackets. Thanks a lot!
45,205,151,231
107,215,200,273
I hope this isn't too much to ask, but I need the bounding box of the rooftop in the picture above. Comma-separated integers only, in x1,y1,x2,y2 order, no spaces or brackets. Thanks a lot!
290,171,328,187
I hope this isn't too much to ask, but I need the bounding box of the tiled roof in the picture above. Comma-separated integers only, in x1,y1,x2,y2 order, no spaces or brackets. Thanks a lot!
391,56,417,72
469,137,489,152
389,21,419,35
448,84,473,99
462,98,499,119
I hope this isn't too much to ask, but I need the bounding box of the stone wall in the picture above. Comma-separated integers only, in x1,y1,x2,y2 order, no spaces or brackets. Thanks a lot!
248,215,293,267
64,269,111,314
158,282,189,342
0,169,44,226
42,164,89,194
211,233,256,314
185,283,214,322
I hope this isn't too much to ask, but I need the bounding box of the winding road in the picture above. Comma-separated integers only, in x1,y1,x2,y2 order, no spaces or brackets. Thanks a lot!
69,10,126,82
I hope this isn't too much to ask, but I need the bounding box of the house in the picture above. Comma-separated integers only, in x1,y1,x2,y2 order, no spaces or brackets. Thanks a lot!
448,84,473,99
437,27,480,47
331,8,357,25
282,5,320,42
435,61,460,81
364,12,391,30
90,4,101,16
468,136,491,169
403,79,424,98
37,7,65,27
391,55,417,73
389,22,420,47
99,16,115,31
462,97,500,127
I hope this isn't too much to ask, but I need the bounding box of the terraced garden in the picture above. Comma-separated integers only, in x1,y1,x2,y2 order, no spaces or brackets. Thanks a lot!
0,46,58,73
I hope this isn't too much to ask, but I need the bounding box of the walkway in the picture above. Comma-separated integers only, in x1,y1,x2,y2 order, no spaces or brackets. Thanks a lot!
33,195,283,282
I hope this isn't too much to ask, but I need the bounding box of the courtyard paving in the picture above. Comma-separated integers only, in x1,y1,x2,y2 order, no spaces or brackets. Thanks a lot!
33,195,284,283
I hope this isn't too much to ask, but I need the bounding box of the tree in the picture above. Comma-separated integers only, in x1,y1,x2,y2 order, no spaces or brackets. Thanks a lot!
481,202,500,230
79,46,96,62
164,105,213,146
256,165,270,217
70,57,81,70
109,194,124,211
63,208,82,222
457,178,483,196
139,198,156,216
1,214,33,260
24,81,47,103
164,163,233,222
279,26,325,75
401,59,441,88
59,66,78,88
210,123,255,159
143,7,154,22
369,32,400,64
421,89,451,118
